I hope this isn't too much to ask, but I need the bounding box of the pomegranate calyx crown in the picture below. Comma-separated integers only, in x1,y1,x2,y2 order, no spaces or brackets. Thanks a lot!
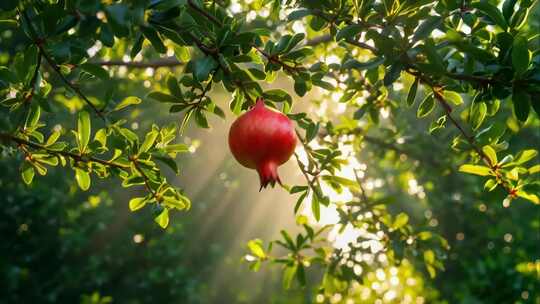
257,160,281,191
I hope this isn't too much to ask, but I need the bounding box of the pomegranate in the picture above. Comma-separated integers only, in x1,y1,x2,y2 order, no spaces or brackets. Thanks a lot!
228,97,297,190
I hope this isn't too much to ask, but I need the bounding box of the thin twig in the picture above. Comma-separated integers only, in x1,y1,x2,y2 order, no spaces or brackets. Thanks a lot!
252,45,302,74
20,10,106,121
131,158,158,199
187,0,222,27
25,50,42,102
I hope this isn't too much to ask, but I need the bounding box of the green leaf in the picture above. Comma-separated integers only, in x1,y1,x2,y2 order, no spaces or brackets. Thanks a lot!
407,78,419,106
336,24,363,41
288,9,311,21
263,89,292,104
141,26,166,53
421,40,445,74
458,164,492,176
484,179,498,191
282,264,298,290
512,36,530,75
45,130,61,146
417,94,435,118
129,197,147,211
155,208,170,229
163,196,188,210
306,123,320,142
174,46,191,62
147,91,182,103
290,185,308,194
471,1,507,29
180,108,195,135
194,110,209,128
139,129,159,154
294,191,308,214
25,104,41,129
114,96,142,111
512,90,530,122
514,149,538,165
311,195,320,222
77,111,91,153
393,213,409,230
194,56,218,82
230,89,244,115
0,66,17,83
285,33,305,53
166,74,182,97
342,57,385,71
424,249,435,264
293,79,308,97
443,91,463,105
247,239,266,258
130,34,144,59
80,63,109,80
482,145,498,164
21,162,35,185
154,154,179,174
247,68,266,80
413,16,443,42
75,168,91,191
470,102,487,130
503,0,518,21
383,63,402,86
164,144,189,153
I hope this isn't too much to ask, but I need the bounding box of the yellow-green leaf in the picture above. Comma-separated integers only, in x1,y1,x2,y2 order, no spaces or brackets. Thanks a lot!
470,102,487,130
45,130,61,146
417,94,435,118
21,162,35,185
129,197,147,211
155,208,170,228
393,213,409,230
282,264,298,290
459,164,492,176
77,111,91,153
247,239,266,258
114,96,141,111
515,149,537,165
482,145,497,165
139,130,159,154
75,168,91,191
424,249,435,264
529,164,540,174
443,91,463,105
516,191,539,204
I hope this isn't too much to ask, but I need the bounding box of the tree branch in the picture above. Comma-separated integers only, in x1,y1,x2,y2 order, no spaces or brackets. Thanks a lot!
0,132,129,169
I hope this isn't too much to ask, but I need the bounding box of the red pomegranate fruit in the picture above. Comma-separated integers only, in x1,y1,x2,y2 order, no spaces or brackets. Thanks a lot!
228,97,297,190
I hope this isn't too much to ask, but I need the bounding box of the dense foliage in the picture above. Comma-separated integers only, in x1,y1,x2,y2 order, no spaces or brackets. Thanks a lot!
1,0,539,303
